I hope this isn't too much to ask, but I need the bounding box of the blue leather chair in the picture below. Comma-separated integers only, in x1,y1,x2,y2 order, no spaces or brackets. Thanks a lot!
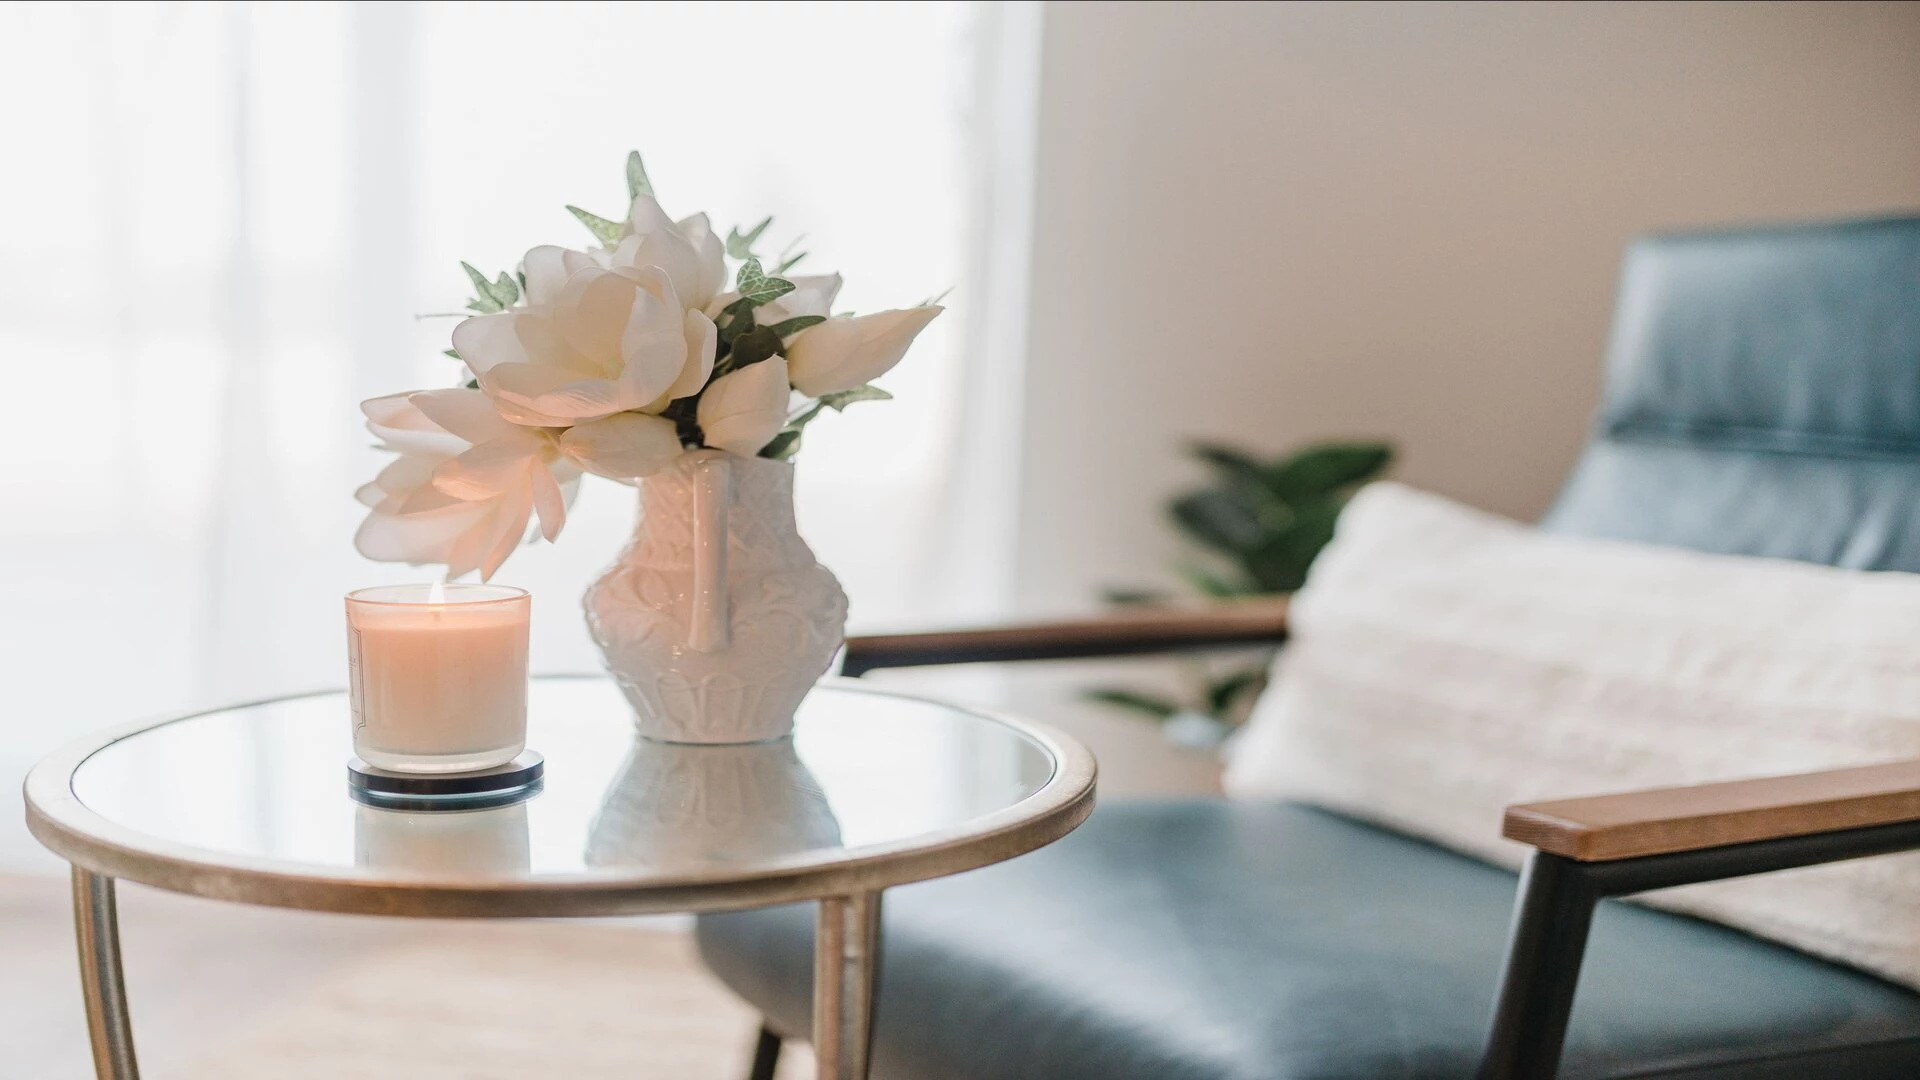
698,215,1920,1080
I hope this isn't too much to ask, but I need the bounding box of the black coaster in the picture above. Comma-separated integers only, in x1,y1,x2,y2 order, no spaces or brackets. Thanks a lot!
347,751,544,811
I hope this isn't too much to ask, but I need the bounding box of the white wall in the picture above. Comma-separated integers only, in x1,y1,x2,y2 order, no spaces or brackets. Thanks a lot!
1011,1,1920,614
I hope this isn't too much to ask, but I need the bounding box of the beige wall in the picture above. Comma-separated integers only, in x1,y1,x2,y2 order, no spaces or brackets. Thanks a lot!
1011,1,1920,615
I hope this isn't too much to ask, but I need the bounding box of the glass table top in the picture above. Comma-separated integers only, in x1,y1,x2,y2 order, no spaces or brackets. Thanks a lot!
62,677,1060,885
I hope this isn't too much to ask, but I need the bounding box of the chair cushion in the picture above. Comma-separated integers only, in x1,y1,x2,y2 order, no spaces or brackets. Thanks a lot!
696,801,1920,1080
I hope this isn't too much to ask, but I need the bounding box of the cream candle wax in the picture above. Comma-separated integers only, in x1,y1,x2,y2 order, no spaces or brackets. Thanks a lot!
345,583,530,773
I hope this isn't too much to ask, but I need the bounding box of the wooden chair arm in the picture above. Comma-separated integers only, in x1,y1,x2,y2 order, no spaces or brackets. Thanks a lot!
1504,759,1920,862
840,596,1289,676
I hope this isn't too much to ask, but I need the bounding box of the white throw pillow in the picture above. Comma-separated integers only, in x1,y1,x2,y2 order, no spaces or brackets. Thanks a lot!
1225,481,1920,988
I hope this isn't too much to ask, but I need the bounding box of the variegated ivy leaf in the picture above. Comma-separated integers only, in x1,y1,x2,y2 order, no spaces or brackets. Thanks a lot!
461,262,503,313
735,257,795,306
566,204,625,246
766,315,825,339
725,216,772,259
820,385,893,411
625,150,653,200
776,234,808,273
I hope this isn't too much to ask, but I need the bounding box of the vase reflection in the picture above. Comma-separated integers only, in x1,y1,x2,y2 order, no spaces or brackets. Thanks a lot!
353,802,532,876
586,736,843,869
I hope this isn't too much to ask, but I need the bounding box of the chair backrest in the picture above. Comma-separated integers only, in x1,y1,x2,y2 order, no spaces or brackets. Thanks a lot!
1543,215,1920,570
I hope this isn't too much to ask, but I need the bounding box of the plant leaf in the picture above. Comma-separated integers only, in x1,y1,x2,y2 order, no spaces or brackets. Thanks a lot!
566,205,625,246
1177,562,1252,598
1101,587,1173,607
490,272,519,307
767,315,825,338
1205,668,1268,716
1080,688,1183,720
1266,441,1394,500
1189,441,1269,489
460,262,502,313
1170,490,1270,554
728,326,784,369
624,150,653,200
819,384,892,411
1242,499,1345,591
734,257,795,306
760,429,803,461
725,216,773,259
442,348,461,360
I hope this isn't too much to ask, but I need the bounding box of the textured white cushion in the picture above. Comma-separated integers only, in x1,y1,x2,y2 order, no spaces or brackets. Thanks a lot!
1225,481,1920,988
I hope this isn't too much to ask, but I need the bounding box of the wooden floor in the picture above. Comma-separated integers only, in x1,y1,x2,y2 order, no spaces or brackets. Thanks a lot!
0,873,811,1079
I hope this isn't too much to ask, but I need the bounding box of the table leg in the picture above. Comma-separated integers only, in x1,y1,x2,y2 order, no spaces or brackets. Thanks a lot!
72,867,140,1080
812,891,882,1080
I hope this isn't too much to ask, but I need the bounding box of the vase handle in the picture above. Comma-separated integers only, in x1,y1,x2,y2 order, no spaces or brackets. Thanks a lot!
688,450,732,652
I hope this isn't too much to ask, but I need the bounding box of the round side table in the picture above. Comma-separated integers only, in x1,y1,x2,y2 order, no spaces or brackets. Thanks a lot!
23,676,1097,1080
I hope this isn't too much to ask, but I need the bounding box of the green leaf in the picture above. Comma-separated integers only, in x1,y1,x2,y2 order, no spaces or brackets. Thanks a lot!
819,384,892,411
776,251,808,274
920,286,955,307
725,216,773,259
566,205,625,246
1177,562,1252,598
463,378,479,390
717,297,757,349
1170,490,1270,554
1205,668,1268,717
1266,441,1394,500
1242,499,1345,592
1189,441,1269,489
460,262,502,313
735,257,796,306
491,272,519,307
760,429,803,461
767,315,825,338
729,326,784,369
442,348,461,360
1080,688,1183,720
624,150,653,200
1101,587,1173,607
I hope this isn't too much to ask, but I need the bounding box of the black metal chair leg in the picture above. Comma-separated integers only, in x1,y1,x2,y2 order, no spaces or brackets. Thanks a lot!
1478,852,1599,1080
746,1022,782,1080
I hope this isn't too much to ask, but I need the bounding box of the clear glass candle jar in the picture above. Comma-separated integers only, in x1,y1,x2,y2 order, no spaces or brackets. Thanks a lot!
345,584,530,773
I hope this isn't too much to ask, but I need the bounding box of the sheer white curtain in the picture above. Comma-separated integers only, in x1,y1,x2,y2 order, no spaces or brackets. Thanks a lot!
0,1,1036,870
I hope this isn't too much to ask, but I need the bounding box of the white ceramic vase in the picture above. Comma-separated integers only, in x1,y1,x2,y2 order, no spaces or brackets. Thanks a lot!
585,450,849,743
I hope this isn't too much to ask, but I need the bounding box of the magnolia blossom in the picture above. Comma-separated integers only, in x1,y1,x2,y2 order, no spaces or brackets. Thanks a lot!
355,390,579,581
453,262,716,428
609,197,727,311
698,358,792,456
355,389,683,579
785,306,943,397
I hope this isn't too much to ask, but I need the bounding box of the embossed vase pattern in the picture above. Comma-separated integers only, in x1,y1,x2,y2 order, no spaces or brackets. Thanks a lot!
585,451,848,743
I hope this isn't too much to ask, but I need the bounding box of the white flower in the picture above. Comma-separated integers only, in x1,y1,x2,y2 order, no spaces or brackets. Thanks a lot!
698,358,792,457
354,389,686,579
602,196,727,312
354,389,582,581
785,306,942,397
452,262,716,427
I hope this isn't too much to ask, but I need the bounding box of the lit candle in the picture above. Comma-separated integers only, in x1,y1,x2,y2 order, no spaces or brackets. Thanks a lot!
345,583,531,773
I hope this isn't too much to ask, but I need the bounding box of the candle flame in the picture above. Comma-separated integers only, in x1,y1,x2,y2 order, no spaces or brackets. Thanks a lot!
428,579,447,605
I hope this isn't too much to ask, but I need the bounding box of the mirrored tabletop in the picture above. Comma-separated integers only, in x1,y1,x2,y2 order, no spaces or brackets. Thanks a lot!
26,677,1096,916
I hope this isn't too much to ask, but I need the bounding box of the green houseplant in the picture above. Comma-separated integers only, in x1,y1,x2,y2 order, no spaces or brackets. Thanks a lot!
1087,439,1394,745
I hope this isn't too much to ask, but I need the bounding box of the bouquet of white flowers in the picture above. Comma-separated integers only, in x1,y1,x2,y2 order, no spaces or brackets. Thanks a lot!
354,151,942,581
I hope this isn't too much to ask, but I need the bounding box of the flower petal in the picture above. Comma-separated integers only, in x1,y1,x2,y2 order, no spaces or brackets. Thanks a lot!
676,212,728,310
554,266,641,370
659,309,716,404
477,485,534,582
786,305,942,397
431,438,543,500
355,499,493,566
529,460,567,542
363,393,468,457
407,388,522,445
520,245,575,306
450,312,530,377
559,411,685,481
698,358,792,457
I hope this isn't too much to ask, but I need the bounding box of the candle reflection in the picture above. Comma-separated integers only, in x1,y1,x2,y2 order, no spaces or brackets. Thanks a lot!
354,802,532,877
586,737,842,869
